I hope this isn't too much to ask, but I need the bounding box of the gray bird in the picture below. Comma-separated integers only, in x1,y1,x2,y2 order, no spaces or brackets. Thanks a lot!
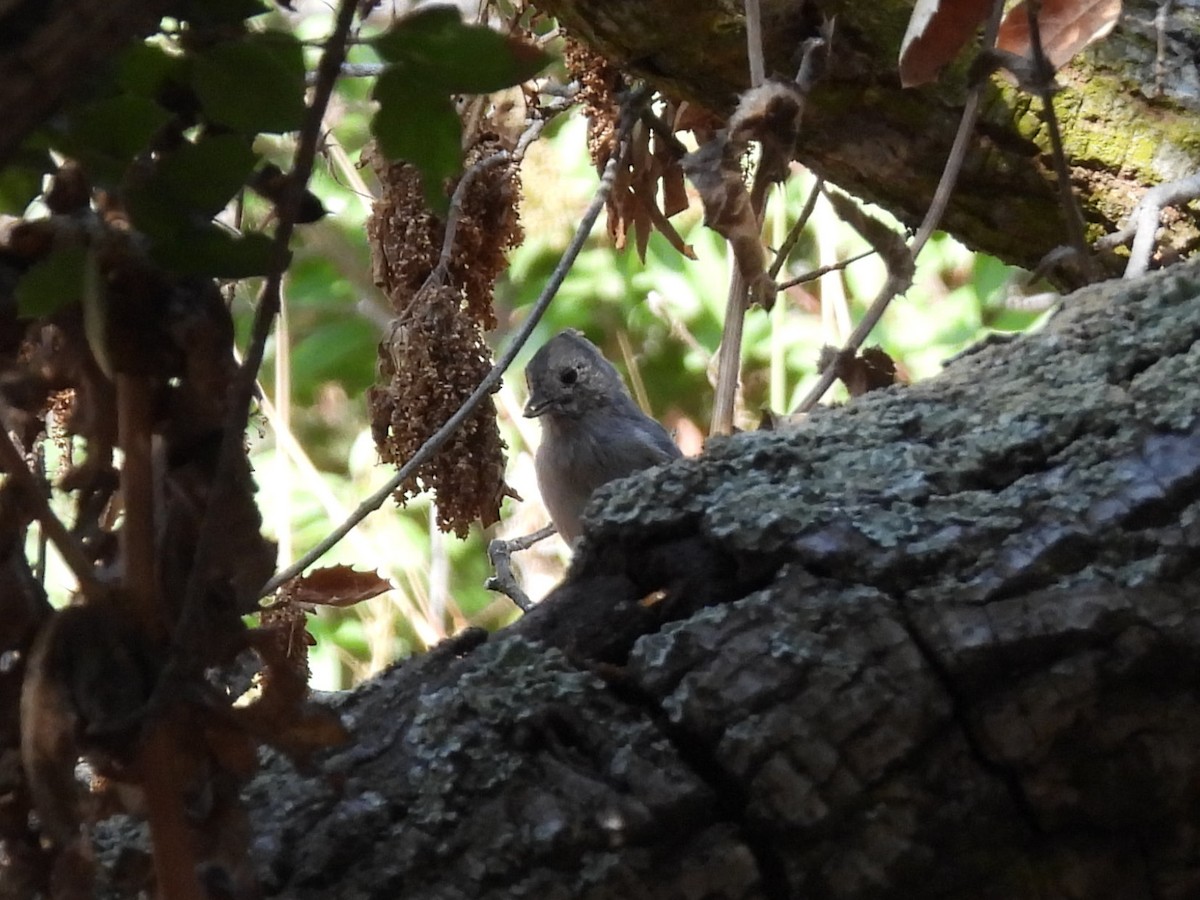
523,330,681,543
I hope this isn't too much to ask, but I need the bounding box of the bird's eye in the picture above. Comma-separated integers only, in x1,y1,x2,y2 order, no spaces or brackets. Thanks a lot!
559,368,578,385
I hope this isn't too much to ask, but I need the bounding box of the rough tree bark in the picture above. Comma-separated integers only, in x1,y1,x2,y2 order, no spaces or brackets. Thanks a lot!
119,261,1197,899
535,0,1200,275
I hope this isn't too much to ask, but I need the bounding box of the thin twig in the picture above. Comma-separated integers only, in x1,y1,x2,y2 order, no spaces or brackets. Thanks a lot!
433,120,544,278
261,90,648,595
117,374,158,633
118,374,205,900
1023,0,1100,283
710,269,750,434
0,419,103,598
792,0,1006,414
776,249,875,291
744,0,766,88
484,524,555,612
306,62,386,84
767,175,824,280
175,0,358,654
639,108,688,158
711,31,829,434
1155,0,1174,97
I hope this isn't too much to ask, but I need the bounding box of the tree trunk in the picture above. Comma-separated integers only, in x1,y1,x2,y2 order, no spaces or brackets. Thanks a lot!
123,261,1200,900
535,0,1200,275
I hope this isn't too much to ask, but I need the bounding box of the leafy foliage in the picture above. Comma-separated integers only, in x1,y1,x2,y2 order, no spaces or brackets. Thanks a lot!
369,5,552,210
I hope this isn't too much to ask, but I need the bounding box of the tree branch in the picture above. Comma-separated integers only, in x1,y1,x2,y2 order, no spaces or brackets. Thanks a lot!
260,89,649,595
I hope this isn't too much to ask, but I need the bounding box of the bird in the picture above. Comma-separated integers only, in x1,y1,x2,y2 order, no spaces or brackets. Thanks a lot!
523,330,681,543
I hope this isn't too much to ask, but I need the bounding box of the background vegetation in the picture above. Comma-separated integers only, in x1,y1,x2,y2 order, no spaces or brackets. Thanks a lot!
214,4,1046,689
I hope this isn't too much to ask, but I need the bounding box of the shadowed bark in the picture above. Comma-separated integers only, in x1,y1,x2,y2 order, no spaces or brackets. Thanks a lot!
535,0,1200,275
122,261,1200,900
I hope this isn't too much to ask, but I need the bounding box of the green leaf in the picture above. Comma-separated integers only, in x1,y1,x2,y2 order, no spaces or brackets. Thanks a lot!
125,184,196,240
371,69,461,214
150,225,276,278
156,134,257,217
0,149,50,214
291,317,378,403
117,43,185,98
51,96,171,183
193,31,306,133
373,6,552,93
126,135,256,237
14,245,89,317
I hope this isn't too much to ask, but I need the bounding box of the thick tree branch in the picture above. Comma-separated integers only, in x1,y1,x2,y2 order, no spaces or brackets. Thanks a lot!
536,0,1200,274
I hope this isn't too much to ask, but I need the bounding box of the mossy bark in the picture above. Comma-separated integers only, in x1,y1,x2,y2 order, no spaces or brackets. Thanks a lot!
536,0,1200,274
94,261,1200,899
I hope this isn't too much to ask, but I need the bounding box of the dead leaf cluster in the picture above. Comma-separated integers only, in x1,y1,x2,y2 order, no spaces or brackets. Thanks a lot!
681,81,809,310
365,127,521,538
565,40,699,263
368,284,511,538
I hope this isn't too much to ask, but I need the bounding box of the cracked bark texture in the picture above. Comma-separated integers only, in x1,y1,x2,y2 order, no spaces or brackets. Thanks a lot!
534,0,1200,276
150,261,1200,900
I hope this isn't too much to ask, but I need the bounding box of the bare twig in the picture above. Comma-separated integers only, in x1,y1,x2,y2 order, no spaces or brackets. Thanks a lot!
261,89,648,595
710,269,751,434
792,0,1006,414
712,32,829,434
1095,172,1200,278
118,374,206,900
117,374,158,633
1023,0,1100,283
306,62,385,83
776,248,875,291
0,417,103,599
484,524,556,611
1155,0,1174,96
638,108,688,158
744,0,765,88
430,119,546,282
767,175,824,280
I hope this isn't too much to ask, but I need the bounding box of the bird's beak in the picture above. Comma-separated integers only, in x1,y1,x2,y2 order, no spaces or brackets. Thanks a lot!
523,396,549,418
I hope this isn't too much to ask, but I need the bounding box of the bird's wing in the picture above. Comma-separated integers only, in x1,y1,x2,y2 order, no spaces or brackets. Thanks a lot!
601,413,682,473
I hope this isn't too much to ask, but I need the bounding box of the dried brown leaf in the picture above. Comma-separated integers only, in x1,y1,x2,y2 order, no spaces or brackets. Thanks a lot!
630,185,696,260
899,0,994,87
288,565,392,608
819,345,900,397
654,142,689,219
681,138,771,303
727,82,804,167
996,0,1122,71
